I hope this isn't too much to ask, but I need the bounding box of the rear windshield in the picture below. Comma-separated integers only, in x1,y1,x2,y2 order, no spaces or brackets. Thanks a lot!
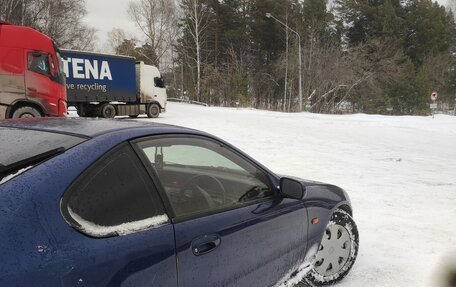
0,127,85,179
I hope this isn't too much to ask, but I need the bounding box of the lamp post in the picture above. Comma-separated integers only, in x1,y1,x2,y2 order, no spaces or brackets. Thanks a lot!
265,12,303,112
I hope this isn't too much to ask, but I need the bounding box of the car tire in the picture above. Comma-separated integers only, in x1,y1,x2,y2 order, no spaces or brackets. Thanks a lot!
147,103,160,118
12,106,42,118
100,104,116,118
306,209,359,286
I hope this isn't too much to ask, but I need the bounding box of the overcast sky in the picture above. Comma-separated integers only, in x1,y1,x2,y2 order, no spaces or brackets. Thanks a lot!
84,0,451,52
83,0,140,52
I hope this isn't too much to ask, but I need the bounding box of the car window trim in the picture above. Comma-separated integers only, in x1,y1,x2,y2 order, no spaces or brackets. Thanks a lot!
127,141,174,220
130,134,279,223
130,140,177,219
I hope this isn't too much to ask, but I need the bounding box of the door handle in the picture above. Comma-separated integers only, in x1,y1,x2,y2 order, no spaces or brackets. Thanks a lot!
191,234,221,256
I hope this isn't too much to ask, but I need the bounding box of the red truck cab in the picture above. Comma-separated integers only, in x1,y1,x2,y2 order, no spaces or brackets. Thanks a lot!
0,20,66,119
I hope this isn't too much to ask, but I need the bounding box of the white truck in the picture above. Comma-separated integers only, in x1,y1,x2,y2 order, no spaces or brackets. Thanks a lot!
62,50,167,118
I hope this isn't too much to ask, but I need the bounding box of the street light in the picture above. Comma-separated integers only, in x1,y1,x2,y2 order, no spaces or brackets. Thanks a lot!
265,12,303,112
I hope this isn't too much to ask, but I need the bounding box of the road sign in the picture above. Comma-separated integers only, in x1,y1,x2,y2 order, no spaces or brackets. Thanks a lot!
431,92,438,101
430,103,437,109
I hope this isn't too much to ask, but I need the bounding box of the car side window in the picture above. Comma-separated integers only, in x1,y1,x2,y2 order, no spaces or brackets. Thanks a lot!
61,144,168,238
27,52,50,76
135,136,274,218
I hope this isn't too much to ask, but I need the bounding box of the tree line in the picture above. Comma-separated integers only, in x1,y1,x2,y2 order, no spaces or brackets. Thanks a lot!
168,0,456,114
2,0,455,115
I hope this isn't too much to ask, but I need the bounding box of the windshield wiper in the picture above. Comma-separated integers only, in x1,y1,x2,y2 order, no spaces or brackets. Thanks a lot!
0,147,66,179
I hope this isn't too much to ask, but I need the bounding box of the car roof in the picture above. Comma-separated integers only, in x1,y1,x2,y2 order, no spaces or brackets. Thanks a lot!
0,117,193,138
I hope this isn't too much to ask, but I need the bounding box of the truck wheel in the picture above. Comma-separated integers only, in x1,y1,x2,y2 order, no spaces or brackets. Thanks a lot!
147,103,160,118
100,104,116,118
76,108,87,117
12,106,42,118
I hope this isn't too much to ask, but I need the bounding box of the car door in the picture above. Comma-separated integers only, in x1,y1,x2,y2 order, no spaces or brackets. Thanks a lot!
59,143,177,286
134,135,309,287
24,50,58,103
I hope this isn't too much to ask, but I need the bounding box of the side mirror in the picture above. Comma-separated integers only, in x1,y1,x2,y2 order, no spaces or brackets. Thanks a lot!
279,177,305,200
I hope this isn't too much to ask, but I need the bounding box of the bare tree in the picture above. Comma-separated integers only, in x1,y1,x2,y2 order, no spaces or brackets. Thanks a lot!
1,0,96,50
0,0,22,23
107,28,139,55
40,0,96,50
107,28,128,53
128,0,179,67
179,0,210,102
299,38,373,114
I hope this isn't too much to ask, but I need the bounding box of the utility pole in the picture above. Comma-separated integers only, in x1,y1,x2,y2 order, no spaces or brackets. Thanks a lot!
265,13,303,112
284,12,289,112
181,61,184,99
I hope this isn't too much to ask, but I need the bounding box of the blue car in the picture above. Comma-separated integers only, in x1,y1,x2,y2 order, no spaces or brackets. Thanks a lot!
0,118,358,287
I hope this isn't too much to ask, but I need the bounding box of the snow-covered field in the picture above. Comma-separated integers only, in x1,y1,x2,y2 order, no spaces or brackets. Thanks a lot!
74,102,456,286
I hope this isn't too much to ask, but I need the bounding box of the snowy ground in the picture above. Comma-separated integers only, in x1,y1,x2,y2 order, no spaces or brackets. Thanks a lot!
73,102,456,286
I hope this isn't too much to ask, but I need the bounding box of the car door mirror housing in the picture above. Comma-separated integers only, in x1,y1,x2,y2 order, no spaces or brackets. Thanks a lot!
279,177,305,200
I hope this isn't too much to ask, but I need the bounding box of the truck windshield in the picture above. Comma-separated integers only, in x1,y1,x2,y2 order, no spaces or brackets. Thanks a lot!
0,127,85,183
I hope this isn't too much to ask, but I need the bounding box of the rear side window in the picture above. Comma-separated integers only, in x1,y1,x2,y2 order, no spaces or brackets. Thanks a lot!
62,144,168,238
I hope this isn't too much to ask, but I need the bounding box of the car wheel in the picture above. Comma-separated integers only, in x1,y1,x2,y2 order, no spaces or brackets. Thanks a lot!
12,106,42,118
100,104,116,118
147,103,160,118
306,209,359,286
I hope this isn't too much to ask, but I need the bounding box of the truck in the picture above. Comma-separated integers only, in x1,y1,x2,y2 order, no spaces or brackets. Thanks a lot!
0,21,67,119
61,50,167,118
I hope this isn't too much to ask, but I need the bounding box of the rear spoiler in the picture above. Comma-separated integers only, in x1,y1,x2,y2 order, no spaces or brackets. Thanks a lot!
0,20,11,25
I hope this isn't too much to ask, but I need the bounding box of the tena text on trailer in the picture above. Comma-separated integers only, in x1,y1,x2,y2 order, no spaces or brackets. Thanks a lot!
62,50,167,118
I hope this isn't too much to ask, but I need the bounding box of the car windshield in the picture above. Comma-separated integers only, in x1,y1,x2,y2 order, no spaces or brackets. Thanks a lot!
0,127,85,182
